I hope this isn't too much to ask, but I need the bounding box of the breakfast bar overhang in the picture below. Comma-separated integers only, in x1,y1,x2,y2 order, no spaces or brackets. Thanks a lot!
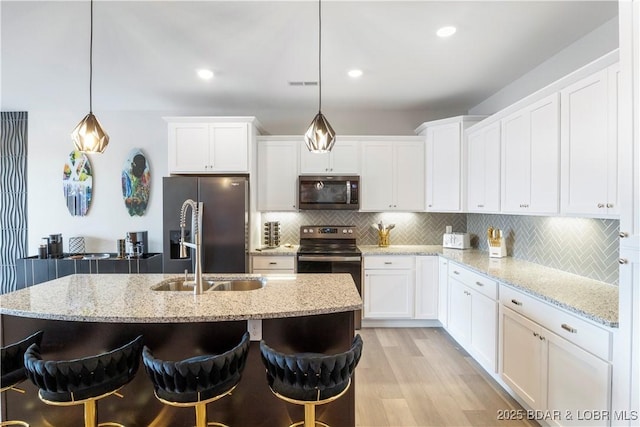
0,273,362,427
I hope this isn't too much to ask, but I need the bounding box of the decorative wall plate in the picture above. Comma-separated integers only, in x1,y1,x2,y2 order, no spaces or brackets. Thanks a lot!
62,150,93,216
121,148,150,216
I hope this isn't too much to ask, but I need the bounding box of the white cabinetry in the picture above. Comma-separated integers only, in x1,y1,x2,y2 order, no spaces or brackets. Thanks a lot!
257,138,299,211
251,255,295,274
437,257,449,327
500,285,612,426
501,93,560,214
417,116,484,212
446,262,498,373
467,122,501,213
360,139,425,211
560,64,620,217
415,256,439,319
299,139,359,174
363,256,415,319
166,118,257,173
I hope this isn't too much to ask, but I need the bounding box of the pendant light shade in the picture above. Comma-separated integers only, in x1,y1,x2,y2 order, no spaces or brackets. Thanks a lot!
304,0,335,153
72,0,109,153
71,113,109,153
304,112,336,153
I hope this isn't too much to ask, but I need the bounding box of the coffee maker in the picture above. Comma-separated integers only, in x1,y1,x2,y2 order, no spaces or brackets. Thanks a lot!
125,231,148,258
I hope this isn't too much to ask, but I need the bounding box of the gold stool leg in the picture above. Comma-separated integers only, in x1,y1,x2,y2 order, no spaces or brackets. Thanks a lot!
304,403,315,427
84,399,98,427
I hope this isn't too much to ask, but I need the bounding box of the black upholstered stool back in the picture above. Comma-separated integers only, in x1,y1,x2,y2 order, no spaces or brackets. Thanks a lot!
142,331,251,403
23,335,143,403
1,330,44,391
260,334,363,402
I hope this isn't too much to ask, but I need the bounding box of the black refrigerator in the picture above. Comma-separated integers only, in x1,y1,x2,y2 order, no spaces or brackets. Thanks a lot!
162,176,249,274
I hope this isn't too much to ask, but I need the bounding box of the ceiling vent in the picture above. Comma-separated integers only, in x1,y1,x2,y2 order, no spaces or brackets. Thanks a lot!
288,81,318,87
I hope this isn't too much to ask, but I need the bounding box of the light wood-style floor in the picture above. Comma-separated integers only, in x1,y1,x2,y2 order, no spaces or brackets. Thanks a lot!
354,328,539,427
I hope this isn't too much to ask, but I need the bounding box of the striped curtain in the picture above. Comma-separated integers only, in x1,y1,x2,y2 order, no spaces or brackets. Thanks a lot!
1,112,28,294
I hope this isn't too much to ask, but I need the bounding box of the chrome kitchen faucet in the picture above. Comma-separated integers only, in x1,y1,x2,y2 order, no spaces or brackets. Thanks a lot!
179,199,204,295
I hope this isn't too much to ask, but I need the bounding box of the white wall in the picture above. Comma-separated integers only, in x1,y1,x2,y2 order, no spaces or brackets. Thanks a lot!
27,110,168,254
469,17,619,115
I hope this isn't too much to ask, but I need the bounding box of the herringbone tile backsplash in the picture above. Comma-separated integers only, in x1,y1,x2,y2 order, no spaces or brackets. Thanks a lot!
261,211,619,285
467,214,619,284
261,211,467,246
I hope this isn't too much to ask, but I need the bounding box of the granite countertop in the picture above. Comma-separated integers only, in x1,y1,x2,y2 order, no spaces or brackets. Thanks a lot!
361,245,618,328
0,273,362,323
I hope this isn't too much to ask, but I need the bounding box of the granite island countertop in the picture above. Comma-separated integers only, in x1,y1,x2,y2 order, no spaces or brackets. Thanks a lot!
359,245,618,328
0,273,362,323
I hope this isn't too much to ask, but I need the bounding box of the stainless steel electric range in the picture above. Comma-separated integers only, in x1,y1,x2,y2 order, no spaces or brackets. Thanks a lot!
296,225,362,328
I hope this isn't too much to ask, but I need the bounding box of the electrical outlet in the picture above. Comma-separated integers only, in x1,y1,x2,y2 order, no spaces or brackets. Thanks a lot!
247,319,262,341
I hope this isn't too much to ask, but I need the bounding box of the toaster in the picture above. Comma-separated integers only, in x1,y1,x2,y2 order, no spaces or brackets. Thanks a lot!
443,232,471,249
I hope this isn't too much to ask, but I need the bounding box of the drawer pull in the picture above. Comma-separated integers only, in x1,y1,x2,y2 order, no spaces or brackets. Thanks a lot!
453,270,460,275
619,258,628,265
384,262,393,265
475,281,484,287
269,262,277,265
511,299,523,306
561,323,577,334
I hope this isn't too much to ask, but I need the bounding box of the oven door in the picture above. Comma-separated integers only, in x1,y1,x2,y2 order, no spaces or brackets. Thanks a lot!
297,254,362,328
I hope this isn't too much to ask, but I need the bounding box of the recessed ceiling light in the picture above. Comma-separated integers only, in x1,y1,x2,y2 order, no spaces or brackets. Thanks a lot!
348,69,363,78
436,26,457,38
197,69,214,80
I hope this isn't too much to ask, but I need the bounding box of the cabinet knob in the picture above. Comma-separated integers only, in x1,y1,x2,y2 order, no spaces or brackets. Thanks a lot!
619,232,629,238
453,270,460,275
477,204,484,208
597,203,605,208
607,203,614,208
511,299,523,306
619,258,628,265
533,332,539,337
428,204,432,207
475,281,484,287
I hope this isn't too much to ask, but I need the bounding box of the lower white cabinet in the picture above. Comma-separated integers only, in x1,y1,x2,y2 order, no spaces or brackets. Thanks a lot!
437,257,449,327
447,262,498,373
363,256,415,319
415,256,439,319
500,286,612,426
250,255,295,274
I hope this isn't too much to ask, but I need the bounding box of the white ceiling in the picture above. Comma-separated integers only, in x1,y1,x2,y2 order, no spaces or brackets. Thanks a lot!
1,1,618,133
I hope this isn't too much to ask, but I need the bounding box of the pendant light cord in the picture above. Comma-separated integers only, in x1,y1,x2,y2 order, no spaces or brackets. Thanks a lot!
89,0,94,114
318,0,322,113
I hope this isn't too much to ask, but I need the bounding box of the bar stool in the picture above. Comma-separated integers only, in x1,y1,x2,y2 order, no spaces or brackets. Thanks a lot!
23,335,143,427
260,334,363,427
1,330,44,427
142,331,250,427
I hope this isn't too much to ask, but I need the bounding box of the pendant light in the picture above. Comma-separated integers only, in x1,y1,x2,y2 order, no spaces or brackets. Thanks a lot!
304,0,336,153
71,0,109,153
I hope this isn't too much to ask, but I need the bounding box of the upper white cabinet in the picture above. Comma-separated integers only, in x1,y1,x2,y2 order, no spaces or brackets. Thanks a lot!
360,139,425,211
560,64,620,217
501,93,560,215
417,116,484,212
299,139,359,174
467,122,501,213
166,117,258,174
257,138,299,211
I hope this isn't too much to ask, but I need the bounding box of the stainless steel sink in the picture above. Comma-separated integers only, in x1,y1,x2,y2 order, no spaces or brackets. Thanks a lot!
151,277,265,292
209,279,264,291
151,278,215,292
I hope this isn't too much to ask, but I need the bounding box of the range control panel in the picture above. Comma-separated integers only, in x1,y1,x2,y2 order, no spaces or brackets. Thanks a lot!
300,226,356,238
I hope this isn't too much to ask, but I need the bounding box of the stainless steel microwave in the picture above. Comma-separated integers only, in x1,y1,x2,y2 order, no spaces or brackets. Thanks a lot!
298,176,359,210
